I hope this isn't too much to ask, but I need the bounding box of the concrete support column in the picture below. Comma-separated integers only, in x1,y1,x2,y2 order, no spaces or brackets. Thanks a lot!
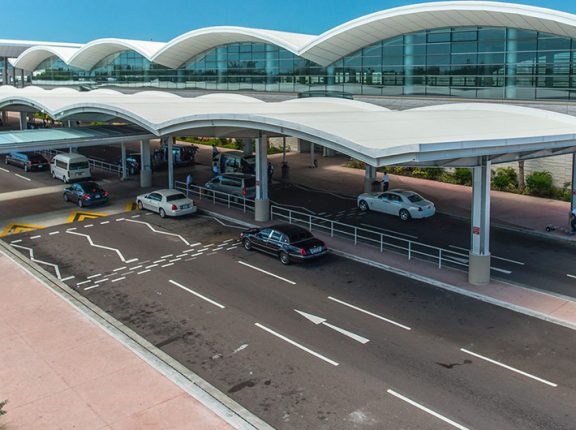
326,65,335,87
20,69,25,88
120,142,128,181
571,153,576,213
469,159,492,286
140,139,152,188
309,142,316,167
364,165,377,193
19,111,27,130
242,137,253,155
505,29,518,99
255,133,270,222
404,34,414,96
166,136,174,189
2,58,8,85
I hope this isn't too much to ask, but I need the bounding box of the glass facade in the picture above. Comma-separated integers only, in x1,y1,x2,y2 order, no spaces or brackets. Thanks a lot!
29,26,576,100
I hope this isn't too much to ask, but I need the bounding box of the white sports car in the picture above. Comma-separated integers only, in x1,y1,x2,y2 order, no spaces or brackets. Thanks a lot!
357,189,435,221
136,189,197,218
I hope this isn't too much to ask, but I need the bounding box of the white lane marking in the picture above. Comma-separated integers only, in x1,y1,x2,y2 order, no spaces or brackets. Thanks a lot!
84,224,94,228
137,269,151,275
328,296,411,331
161,263,175,268
95,278,109,284
255,323,338,366
120,271,134,276
130,264,143,270
61,275,75,282
113,266,127,272
295,310,369,344
30,235,41,240
460,348,557,387
491,267,512,275
87,273,102,279
11,244,62,279
205,243,215,247
176,254,187,258
145,264,159,269
181,249,196,254
126,258,138,264
184,257,197,262
76,280,91,286
10,239,22,244
49,231,60,236
222,239,234,243
213,247,224,251
66,227,77,231
360,223,419,240
238,261,296,285
189,242,202,247
111,277,125,283
65,231,132,263
449,245,525,266
161,254,173,259
226,246,238,251
191,252,203,257
207,252,217,256
14,173,32,182
169,280,225,309
84,285,100,291
153,259,166,264
131,214,140,218
116,218,126,221
197,248,209,252
169,258,181,263
0,167,9,172
232,344,248,354
125,219,193,246
387,389,469,430
100,221,110,225
567,274,576,279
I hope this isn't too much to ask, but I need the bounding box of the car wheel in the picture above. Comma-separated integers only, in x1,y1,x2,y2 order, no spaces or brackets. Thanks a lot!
63,193,69,202
358,200,369,211
24,165,29,172
63,176,68,184
137,200,143,210
78,199,84,208
243,238,252,250
279,251,290,265
399,209,411,221
159,208,166,218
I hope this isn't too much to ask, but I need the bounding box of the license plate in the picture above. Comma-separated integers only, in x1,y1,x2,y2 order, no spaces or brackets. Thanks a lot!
310,246,322,254
181,204,190,209
94,194,100,199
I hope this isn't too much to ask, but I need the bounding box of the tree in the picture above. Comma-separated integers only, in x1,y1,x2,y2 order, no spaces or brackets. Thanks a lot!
518,161,525,193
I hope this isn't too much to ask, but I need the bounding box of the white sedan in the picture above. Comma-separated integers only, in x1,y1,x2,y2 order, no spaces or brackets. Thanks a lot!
357,189,435,221
136,189,197,218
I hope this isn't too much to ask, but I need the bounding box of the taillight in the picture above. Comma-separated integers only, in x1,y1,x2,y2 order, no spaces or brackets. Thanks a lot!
242,187,247,196
83,194,90,200
171,204,177,211
299,248,307,256
104,191,109,197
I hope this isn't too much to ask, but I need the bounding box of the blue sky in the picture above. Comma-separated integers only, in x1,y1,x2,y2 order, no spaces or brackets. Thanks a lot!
3,0,576,43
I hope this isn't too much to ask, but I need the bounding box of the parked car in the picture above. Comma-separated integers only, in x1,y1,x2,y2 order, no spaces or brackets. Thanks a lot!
5,152,48,171
50,153,91,183
136,189,197,218
357,189,435,221
63,181,109,208
240,224,328,265
204,173,256,199
213,151,255,174
116,154,140,175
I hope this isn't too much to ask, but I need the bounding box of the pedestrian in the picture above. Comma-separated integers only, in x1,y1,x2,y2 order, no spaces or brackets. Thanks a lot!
571,207,576,234
186,172,193,193
211,144,219,159
212,161,220,177
382,171,390,191
267,161,274,182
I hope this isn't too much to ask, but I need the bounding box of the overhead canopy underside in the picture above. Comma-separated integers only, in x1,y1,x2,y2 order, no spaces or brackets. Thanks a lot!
1,86,576,167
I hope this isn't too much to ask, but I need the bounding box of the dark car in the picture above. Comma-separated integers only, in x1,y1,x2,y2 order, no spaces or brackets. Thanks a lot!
63,181,109,208
116,154,140,175
240,224,328,265
5,152,49,171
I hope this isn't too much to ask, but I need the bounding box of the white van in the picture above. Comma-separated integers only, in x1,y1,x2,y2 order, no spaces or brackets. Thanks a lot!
50,153,91,183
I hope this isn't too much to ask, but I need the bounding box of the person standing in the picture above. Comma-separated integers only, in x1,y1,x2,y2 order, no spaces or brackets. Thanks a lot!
267,161,274,183
212,161,220,177
571,207,576,234
211,144,219,159
186,172,193,193
382,171,390,191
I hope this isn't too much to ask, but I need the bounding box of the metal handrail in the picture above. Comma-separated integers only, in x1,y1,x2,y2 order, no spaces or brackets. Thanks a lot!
174,180,255,213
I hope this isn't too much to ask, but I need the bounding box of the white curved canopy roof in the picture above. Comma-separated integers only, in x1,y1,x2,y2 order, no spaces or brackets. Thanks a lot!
11,1,576,71
1,87,576,167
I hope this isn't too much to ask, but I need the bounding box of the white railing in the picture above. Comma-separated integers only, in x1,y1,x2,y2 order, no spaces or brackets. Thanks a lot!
270,205,469,270
35,149,123,175
175,180,255,213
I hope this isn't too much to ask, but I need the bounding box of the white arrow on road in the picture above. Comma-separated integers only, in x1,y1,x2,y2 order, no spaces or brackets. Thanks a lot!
295,310,370,344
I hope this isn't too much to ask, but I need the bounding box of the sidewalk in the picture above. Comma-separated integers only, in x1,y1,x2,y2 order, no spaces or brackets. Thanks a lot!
0,243,270,430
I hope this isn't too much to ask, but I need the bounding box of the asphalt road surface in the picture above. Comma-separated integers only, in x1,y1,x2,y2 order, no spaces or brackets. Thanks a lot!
5,212,576,429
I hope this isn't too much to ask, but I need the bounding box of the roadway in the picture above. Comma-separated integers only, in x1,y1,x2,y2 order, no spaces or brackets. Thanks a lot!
4,213,576,429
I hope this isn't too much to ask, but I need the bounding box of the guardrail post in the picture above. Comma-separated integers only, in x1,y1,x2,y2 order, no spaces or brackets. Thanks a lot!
289,210,292,224
227,194,230,208
243,198,246,213
438,249,442,268
309,216,312,232
380,234,384,253
408,241,412,260
354,227,357,245
212,192,216,204
331,222,334,237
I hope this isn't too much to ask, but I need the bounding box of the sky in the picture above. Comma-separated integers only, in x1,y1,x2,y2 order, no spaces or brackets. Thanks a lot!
2,0,576,43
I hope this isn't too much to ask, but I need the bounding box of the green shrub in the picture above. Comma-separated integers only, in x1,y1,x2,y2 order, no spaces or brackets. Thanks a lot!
410,167,443,180
526,171,554,197
0,399,7,417
492,167,518,192
453,168,472,186
345,160,365,169
553,182,572,202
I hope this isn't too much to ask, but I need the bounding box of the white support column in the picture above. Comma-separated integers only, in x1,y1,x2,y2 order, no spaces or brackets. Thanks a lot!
19,111,27,130
282,136,287,163
364,165,377,193
2,58,8,85
310,142,316,167
242,137,253,155
255,133,270,222
140,139,152,188
167,136,174,189
469,159,491,285
120,142,128,181
571,153,576,213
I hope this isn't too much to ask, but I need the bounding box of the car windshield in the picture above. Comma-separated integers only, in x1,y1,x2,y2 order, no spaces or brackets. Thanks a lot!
287,230,313,243
407,194,424,203
70,161,89,170
79,182,101,193
166,193,187,202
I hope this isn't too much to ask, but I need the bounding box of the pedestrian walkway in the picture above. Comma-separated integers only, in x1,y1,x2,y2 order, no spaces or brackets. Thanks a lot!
0,243,269,430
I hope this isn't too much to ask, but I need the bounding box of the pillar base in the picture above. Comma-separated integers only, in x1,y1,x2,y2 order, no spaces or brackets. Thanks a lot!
364,178,377,193
140,169,152,188
255,199,270,222
468,253,491,286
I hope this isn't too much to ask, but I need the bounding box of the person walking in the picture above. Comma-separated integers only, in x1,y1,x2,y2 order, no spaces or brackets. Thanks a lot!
211,144,219,159
267,161,274,183
212,161,220,177
186,172,193,194
571,207,576,234
382,171,390,191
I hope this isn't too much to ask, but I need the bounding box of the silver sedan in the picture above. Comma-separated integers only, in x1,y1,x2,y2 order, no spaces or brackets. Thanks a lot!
136,189,197,218
357,189,435,221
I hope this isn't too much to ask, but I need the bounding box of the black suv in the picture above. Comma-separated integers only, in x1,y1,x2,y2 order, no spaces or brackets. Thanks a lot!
240,224,328,265
5,152,49,171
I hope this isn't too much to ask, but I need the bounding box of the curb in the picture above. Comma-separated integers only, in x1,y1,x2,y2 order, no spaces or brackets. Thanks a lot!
0,240,274,430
